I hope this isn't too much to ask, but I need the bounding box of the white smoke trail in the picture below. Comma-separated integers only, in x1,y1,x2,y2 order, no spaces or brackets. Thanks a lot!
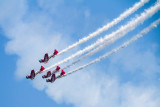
62,35,126,70
52,0,149,57
63,18,160,77
44,2,160,72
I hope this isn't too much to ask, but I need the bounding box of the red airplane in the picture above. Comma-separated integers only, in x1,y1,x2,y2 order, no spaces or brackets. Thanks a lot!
26,70,35,80
26,66,45,80
42,66,61,78
46,70,65,83
39,49,59,63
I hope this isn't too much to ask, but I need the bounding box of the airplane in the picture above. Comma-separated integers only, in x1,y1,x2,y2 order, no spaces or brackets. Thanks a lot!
26,70,35,80
46,70,65,83
26,66,45,80
39,49,59,63
42,66,61,78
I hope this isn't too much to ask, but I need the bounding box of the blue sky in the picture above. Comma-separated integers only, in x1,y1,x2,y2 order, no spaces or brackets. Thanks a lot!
0,0,160,107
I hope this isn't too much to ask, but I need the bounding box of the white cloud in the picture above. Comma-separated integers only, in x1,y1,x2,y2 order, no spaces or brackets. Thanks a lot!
1,0,160,107
44,70,160,107
84,10,90,19
108,44,160,83
0,0,27,31
37,0,64,14
120,84,160,107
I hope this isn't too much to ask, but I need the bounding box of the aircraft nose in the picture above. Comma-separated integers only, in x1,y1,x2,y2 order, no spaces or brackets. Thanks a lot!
42,75,45,78
46,79,50,82
26,76,29,79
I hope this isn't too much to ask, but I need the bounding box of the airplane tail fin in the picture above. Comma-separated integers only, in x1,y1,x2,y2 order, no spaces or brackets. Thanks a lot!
54,49,58,55
60,70,65,76
56,66,60,71
40,66,45,71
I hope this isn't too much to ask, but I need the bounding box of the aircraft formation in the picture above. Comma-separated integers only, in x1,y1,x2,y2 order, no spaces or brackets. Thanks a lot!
26,0,160,83
26,50,63,83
